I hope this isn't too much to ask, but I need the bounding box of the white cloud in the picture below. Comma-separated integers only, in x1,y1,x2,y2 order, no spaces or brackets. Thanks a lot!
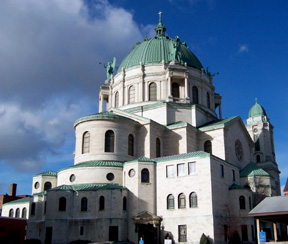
238,44,249,53
0,0,149,175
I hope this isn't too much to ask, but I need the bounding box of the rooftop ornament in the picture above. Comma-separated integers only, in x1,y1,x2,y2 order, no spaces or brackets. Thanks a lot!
206,67,219,78
99,57,116,81
155,11,166,36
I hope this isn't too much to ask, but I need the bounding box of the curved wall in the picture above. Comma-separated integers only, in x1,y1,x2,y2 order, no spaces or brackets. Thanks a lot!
57,166,123,186
74,119,139,164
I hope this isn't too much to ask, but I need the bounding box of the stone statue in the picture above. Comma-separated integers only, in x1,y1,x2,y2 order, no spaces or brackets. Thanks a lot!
173,36,182,63
102,57,116,81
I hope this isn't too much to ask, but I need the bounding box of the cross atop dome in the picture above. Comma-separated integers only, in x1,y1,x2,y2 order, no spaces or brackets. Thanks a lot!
155,12,166,36
158,11,162,23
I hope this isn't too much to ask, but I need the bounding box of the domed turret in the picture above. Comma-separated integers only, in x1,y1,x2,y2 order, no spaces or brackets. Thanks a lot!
116,13,203,73
99,13,221,126
248,99,267,118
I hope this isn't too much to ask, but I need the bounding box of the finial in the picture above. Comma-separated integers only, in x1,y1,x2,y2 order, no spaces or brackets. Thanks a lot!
155,12,166,36
158,11,162,23
255,97,258,104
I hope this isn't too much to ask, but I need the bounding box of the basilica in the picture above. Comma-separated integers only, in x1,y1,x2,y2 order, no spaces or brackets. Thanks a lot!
2,15,281,244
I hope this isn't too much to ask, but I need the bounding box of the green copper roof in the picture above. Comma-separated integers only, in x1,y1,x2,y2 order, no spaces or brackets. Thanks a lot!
154,151,210,162
125,156,155,164
240,162,270,177
34,171,57,177
116,16,203,74
249,100,267,118
229,184,250,191
50,183,126,192
74,111,138,127
3,196,31,205
59,160,124,172
166,121,197,131
199,116,239,130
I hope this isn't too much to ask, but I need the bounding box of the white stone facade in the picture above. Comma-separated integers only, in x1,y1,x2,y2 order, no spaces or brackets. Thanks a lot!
2,21,281,244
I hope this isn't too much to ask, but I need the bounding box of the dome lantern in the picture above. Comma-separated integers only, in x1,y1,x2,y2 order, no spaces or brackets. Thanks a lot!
155,11,166,36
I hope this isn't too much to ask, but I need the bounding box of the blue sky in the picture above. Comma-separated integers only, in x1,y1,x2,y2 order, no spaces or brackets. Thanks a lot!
0,0,287,195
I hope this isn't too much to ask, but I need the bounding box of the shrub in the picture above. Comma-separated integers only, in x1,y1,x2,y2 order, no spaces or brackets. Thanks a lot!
200,233,210,244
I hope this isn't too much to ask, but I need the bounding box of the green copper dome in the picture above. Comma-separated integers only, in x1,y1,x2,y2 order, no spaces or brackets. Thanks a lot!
249,100,267,118
117,15,203,74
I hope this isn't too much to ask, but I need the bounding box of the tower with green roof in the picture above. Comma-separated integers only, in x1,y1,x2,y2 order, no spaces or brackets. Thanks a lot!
246,99,281,195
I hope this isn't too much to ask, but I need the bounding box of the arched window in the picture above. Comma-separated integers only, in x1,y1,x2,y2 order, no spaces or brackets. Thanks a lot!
192,86,198,104
59,197,66,211
15,208,20,218
128,134,134,156
172,83,180,98
105,130,115,152
44,182,52,191
190,192,198,208
82,132,90,154
141,168,149,183
156,138,161,158
31,203,36,216
123,196,127,211
9,209,14,217
149,82,157,101
99,196,105,210
128,86,135,104
239,196,246,209
178,193,186,208
22,208,27,219
204,140,212,154
207,92,210,109
256,155,261,163
115,92,119,108
81,197,88,211
167,194,175,209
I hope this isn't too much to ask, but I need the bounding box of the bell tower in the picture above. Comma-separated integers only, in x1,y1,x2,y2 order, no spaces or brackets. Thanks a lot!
246,99,281,195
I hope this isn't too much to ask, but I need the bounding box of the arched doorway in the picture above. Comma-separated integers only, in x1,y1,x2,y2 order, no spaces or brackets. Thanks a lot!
133,211,162,244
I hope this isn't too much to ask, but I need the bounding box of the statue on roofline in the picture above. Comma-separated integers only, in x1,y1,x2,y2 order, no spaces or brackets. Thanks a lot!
100,57,116,81
172,36,182,63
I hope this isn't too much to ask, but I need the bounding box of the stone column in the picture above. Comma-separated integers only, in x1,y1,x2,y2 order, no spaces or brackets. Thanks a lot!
184,72,190,103
273,223,277,242
145,80,149,101
219,104,222,119
109,85,112,109
167,72,173,102
121,68,125,106
99,94,103,113
256,219,260,244
140,62,144,102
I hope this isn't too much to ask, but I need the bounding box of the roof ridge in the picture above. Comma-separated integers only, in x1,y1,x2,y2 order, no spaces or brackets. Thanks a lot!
59,160,124,173
50,183,126,192
240,162,270,177
3,196,31,205
229,183,250,191
34,170,57,177
126,156,155,163
153,151,210,162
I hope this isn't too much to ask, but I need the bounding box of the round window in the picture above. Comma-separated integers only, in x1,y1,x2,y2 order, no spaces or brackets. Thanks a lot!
34,182,40,189
106,173,115,181
70,174,76,182
129,169,135,178
235,140,243,161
